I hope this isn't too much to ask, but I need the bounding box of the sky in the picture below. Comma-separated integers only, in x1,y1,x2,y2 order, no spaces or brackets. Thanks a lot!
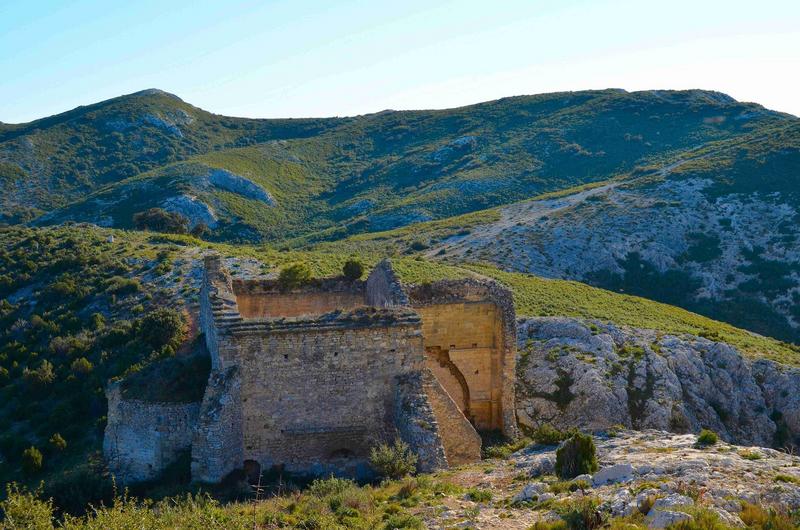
1,0,799,123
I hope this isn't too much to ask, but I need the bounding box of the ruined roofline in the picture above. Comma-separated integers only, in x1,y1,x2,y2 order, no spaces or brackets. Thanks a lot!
231,276,366,296
223,307,422,335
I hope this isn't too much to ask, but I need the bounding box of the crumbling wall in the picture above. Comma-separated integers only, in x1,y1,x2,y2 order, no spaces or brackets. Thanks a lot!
103,381,200,483
200,255,241,369
191,366,243,483
366,259,410,308
422,371,482,466
394,371,449,472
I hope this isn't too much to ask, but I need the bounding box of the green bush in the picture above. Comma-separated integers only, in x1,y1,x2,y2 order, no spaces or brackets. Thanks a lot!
697,429,719,446
342,258,364,281
136,308,186,351
277,262,312,290
22,446,43,474
70,357,94,376
23,360,56,388
0,483,54,529
369,439,418,479
555,433,598,479
49,433,67,452
105,276,141,296
132,208,189,234
533,423,572,445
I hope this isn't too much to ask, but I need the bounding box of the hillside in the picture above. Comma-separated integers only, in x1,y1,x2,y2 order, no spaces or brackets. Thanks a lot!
1,225,799,513
4,89,791,242
329,121,800,343
0,89,340,223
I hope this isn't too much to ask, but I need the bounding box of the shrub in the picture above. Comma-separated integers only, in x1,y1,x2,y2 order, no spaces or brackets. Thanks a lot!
697,429,719,446
23,360,56,388
132,208,189,234
190,222,209,239
0,483,54,528
369,439,418,479
70,357,94,376
49,433,67,452
22,446,43,474
555,433,598,479
277,262,312,290
533,423,572,445
136,308,186,351
466,488,492,502
105,276,141,296
342,258,364,281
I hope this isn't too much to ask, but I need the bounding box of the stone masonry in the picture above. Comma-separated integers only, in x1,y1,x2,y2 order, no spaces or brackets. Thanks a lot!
104,257,517,484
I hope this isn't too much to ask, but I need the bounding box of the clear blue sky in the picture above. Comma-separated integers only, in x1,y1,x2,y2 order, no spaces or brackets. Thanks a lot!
1,0,799,123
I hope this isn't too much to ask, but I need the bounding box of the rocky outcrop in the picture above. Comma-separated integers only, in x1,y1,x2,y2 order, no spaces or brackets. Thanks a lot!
162,193,218,228
516,317,800,449
207,169,275,204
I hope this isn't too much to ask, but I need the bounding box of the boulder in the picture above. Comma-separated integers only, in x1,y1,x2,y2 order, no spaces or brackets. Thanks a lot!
593,463,634,486
647,510,693,529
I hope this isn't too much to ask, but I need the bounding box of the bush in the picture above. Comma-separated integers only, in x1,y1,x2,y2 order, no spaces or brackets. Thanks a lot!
342,258,364,281
23,360,56,388
369,439,418,479
70,357,94,376
533,423,572,445
105,276,141,296
0,483,54,528
555,433,598,479
22,446,43,474
277,262,312,290
49,433,67,452
697,429,719,446
136,308,186,351
132,208,189,234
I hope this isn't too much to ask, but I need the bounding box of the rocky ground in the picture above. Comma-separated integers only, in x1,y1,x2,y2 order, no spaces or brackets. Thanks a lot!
413,430,800,529
429,172,800,343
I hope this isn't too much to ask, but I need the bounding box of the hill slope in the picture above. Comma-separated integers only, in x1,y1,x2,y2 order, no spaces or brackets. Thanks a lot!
4,88,792,241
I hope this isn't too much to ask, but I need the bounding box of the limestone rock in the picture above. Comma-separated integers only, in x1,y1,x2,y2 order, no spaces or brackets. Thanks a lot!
593,463,634,486
516,317,800,449
647,510,693,529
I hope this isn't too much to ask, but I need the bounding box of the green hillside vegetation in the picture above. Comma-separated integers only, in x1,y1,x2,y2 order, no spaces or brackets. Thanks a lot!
8,88,792,242
1,224,799,514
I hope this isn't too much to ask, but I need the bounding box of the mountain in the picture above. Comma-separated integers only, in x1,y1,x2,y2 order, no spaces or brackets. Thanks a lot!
2,88,791,241
0,89,341,223
2,88,799,345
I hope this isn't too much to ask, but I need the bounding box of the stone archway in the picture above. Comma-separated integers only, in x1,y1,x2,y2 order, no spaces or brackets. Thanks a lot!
425,346,472,422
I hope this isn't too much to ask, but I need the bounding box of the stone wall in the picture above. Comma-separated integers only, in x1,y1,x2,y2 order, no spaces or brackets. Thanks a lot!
366,259,410,308
191,366,243,483
235,291,366,318
232,277,367,318
394,372,449,472
407,279,518,437
232,318,425,476
104,381,200,483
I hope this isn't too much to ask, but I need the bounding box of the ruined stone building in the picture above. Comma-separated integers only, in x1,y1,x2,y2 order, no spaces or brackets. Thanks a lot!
104,257,517,483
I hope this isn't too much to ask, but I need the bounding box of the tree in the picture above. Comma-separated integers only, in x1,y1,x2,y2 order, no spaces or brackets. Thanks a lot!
277,262,312,291
23,360,55,388
21,446,43,474
342,258,364,281
555,433,598,479
190,222,210,239
70,357,93,376
49,433,67,452
136,308,187,351
132,208,189,234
